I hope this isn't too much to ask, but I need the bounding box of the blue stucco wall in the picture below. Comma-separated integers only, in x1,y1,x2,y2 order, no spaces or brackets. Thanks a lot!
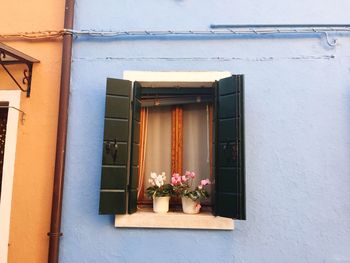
61,1,350,262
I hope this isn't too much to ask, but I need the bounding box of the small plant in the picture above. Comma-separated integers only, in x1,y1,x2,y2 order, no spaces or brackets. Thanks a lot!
171,171,211,201
146,172,173,198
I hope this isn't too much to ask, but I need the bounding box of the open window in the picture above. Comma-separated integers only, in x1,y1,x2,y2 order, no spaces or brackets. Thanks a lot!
134,84,215,211
98,75,245,223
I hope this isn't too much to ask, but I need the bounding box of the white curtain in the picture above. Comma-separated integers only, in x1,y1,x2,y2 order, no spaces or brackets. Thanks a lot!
143,104,211,199
183,104,211,195
143,106,172,197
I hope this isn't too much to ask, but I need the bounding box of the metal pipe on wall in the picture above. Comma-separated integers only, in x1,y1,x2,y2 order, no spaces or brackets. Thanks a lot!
65,26,350,47
210,24,350,29
48,0,74,262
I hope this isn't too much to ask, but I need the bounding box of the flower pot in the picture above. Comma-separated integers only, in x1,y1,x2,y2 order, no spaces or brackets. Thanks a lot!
153,196,170,213
181,197,201,214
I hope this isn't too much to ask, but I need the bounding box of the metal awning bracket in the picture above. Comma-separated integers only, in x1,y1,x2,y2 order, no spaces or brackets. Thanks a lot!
0,43,39,97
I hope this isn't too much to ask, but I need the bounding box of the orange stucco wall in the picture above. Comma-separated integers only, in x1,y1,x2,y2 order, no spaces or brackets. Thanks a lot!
0,1,65,262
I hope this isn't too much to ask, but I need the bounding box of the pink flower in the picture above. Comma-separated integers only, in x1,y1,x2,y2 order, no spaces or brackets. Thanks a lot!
185,171,195,178
171,177,177,185
172,173,178,178
200,179,211,186
171,173,182,186
181,175,188,182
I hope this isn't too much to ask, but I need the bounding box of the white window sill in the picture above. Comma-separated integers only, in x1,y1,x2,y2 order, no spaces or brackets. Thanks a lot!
115,209,234,230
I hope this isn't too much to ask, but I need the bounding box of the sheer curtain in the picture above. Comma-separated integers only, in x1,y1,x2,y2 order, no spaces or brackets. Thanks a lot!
139,103,212,201
183,104,211,196
141,106,172,200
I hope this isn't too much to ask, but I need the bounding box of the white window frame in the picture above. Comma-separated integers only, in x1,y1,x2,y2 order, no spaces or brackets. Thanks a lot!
114,71,234,230
0,90,21,263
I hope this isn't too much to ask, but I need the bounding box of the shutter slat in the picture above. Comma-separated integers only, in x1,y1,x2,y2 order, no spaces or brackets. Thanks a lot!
101,167,127,189
99,78,132,215
215,75,246,220
104,119,129,142
99,192,126,215
105,97,130,119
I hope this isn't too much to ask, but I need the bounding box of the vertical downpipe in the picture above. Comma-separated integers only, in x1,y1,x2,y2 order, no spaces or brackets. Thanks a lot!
48,0,74,262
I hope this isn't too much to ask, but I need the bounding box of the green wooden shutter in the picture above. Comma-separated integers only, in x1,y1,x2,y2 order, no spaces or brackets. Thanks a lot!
128,82,141,214
215,75,246,220
99,78,132,215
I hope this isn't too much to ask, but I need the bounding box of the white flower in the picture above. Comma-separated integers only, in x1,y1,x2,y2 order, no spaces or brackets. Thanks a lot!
155,175,164,187
155,180,161,187
149,172,166,187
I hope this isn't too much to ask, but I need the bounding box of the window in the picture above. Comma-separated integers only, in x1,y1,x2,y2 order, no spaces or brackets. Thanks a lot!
0,91,21,262
136,89,214,209
0,103,9,200
98,73,245,228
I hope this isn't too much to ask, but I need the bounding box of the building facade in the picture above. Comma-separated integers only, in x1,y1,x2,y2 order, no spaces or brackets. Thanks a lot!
59,1,350,263
2,1,350,262
0,1,64,262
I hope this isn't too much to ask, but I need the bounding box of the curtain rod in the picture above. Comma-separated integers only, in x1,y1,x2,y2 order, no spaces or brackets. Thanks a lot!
210,24,350,29
141,97,212,107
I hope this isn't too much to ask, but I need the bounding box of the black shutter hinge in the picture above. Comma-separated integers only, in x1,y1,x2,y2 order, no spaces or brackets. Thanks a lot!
105,139,118,163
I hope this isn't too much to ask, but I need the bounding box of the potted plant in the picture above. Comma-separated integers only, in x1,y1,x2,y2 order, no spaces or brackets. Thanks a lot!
146,172,173,213
171,171,211,214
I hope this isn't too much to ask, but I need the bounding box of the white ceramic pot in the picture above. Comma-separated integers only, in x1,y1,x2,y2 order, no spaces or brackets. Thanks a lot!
181,197,201,214
153,196,170,213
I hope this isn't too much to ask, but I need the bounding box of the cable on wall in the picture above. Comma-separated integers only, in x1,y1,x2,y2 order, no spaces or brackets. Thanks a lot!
64,25,350,47
0,30,65,40
0,106,26,124
0,25,350,46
